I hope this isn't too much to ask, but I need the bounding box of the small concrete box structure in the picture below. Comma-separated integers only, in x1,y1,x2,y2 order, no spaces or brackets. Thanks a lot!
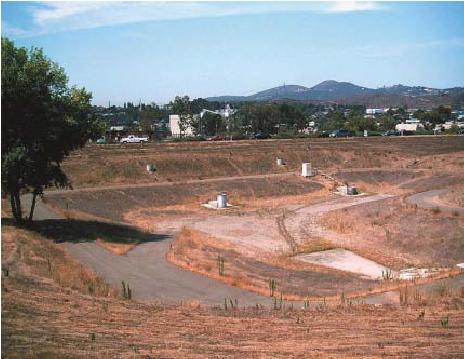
337,184,359,196
217,192,228,208
301,163,313,177
276,158,285,166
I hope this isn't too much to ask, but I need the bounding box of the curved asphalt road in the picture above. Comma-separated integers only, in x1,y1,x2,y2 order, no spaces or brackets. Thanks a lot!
406,189,464,215
21,194,272,306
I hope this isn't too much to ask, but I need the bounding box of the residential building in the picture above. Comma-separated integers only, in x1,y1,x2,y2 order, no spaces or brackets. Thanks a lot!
169,114,194,137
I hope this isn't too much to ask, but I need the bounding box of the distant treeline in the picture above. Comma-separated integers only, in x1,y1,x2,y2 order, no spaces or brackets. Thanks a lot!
96,95,461,138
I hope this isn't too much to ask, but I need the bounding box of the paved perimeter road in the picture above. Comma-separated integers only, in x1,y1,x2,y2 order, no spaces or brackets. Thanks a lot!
22,194,272,306
47,171,300,194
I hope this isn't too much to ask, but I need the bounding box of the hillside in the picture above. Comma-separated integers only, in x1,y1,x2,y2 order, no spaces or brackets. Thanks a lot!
3,220,464,357
206,80,464,107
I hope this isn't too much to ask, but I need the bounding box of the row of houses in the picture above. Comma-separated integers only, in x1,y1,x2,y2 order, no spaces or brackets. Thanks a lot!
395,120,464,133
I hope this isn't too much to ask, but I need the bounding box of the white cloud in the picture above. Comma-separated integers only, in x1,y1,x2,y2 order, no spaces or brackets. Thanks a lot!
327,1,383,13
1,22,31,37
33,2,110,26
5,1,386,37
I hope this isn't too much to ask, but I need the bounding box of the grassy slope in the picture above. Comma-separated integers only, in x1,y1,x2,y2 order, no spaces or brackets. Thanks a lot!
61,137,464,189
2,222,464,358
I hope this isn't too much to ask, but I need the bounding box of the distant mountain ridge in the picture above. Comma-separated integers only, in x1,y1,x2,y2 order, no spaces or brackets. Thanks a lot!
206,80,464,105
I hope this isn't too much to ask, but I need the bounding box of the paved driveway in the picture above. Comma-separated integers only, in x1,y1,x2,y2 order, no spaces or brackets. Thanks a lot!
22,194,271,306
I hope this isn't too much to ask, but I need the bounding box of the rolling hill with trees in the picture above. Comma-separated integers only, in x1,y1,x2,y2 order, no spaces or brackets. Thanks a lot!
207,80,464,109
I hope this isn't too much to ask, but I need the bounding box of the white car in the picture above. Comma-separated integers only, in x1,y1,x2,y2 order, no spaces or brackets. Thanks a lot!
120,135,149,144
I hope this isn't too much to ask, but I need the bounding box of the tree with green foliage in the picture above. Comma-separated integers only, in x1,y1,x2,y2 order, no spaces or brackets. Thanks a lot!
201,112,223,136
347,115,378,132
320,111,346,132
377,114,397,131
1,37,101,223
170,95,194,136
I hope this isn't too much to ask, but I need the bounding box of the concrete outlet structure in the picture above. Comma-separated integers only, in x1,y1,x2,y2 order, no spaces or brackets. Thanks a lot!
217,192,228,208
202,192,232,210
301,163,313,177
336,184,360,196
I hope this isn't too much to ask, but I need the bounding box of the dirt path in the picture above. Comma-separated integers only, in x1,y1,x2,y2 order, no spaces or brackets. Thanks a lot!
407,189,464,215
48,171,299,194
21,194,271,305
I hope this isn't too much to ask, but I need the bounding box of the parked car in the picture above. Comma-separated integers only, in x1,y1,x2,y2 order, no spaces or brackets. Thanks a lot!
317,131,330,138
206,135,225,141
329,129,354,138
382,129,400,136
120,135,149,144
252,133,271,140
96,136,108,144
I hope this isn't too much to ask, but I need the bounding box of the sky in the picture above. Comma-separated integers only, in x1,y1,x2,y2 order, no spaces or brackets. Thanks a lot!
2,1,464,106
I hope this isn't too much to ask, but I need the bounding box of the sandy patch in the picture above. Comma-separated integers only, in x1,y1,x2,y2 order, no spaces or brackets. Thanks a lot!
296,248,393,280
191,215,288,255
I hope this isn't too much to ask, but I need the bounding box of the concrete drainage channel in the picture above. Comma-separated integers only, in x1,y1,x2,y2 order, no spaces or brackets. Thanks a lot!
295,248,392,280
295,248,460,281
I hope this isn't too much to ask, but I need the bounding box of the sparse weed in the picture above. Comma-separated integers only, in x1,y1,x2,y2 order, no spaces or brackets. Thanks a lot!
400,286,409,305
381,269,393,281
303,297,310,310
340,292,346,306
217,256,225,276
224,297,238,310
436,283,448,298
121,280,133,300
2,265,9,277
441,316,449,328
268,278,276,297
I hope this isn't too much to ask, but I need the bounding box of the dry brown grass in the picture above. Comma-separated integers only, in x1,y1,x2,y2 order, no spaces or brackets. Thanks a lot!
355,180,406,195
95,238,136,255
59,137,464,189
167,227,260,295
3,239,464,358
1,224,117,298
319,196,464,270
295,236,336,254
441,184,464,208
320,209,355,234
168,227,376,300
3,203,464,357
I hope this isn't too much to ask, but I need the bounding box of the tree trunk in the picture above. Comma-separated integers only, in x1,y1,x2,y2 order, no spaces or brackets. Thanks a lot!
28,192,37,222
10,191,22,224
10,193,18,221
14,192,22,223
